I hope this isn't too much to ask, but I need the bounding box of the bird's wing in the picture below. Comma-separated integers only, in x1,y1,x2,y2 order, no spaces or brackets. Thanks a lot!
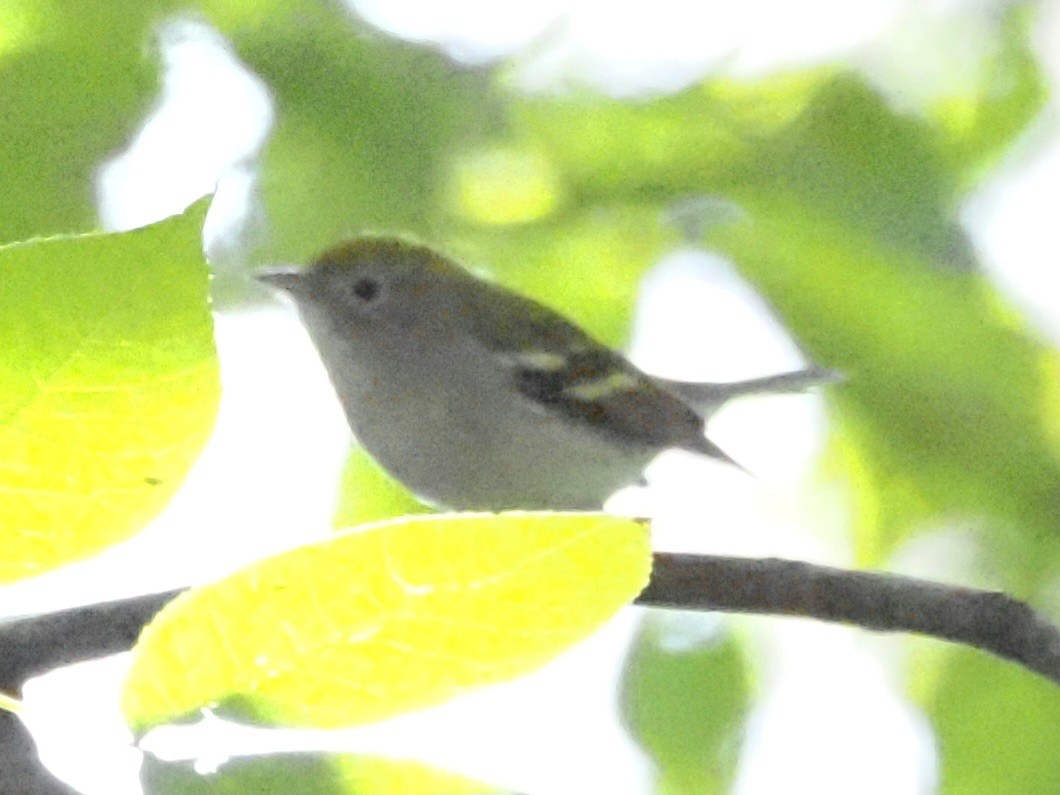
469,283,713,453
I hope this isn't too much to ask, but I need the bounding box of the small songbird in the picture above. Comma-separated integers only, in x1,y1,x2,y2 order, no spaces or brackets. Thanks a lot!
256,237,835,511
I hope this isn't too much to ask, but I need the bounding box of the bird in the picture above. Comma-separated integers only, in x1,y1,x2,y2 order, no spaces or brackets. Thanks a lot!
256,237,836,511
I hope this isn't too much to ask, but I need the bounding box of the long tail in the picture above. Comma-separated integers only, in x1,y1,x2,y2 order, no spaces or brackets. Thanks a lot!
656,366,842,419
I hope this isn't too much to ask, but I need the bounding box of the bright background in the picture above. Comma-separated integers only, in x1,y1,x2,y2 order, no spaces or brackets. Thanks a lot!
2,1,1059,793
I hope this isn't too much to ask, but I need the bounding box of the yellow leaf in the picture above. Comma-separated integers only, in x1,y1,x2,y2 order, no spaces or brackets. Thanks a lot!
0,693,23,714
0,198,219,582
122,512,651,733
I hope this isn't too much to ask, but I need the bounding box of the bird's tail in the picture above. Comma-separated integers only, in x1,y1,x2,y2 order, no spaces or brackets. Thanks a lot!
656,366,842,419
687,435,754,476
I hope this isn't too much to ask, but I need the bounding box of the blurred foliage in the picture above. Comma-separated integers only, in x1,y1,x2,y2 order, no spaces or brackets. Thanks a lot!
0,198,218,583
930,5,1049,186
620,616,750,795
220,4,500,267
3,0,1060,792
0,0,162,242
447,204,671,345
141,750,508,795
913,646,1060,794
123,513,650,732
715,209,1060,581
333,446,434,528
511,10,1056,584
313,6,1058,587
508,70,974,268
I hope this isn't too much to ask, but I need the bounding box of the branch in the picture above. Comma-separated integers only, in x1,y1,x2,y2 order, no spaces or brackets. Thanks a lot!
0,589,184,694
636,553,1060,684
2,555,1058,696
2,555,1057,795
0,711,80,794
0,591,187,794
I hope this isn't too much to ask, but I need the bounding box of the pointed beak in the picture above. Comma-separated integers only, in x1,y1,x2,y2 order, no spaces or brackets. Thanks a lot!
254,266,305,294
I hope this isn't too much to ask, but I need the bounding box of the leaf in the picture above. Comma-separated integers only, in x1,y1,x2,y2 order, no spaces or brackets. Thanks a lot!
0,197,219,583
693,47,1056,576
333,447,434,529
620,616,749,795
445,205,670,347
489,17,1045,346
122,512,652,733
217,3,499,267
0,693,23,715
512,69,970,267
930,5,1048,186
731,75,968,269
141,751,509,795
472,58,1058,577
713,204,1060,574
0,0,165,241
510,69,822,211
914,646,1060,795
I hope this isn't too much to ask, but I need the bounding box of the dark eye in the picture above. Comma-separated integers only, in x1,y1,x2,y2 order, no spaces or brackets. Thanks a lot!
352,277,381,302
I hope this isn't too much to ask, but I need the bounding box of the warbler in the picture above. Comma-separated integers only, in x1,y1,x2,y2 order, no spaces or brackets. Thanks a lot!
256,237,834,511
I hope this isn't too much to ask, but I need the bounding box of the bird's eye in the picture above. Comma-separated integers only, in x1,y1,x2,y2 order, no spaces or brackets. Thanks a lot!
352,277,381,302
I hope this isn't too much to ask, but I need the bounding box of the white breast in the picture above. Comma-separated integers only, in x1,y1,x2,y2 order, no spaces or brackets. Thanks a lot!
334,338,654,511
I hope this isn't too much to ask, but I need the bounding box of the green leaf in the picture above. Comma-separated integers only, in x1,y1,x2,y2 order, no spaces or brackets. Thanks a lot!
713,205,1060,574
510,70,821,211
219,3,499,267
445,205,671,347
461,67,999,349
512,69,970,267
914,646,1060,795
122,512,652,733
731,75,969,269
694,45,1055,576
480,58,1057,577
0,0,166,241
490,17,1045,342
930,5,1049,186
620,616,749,795
333,447,434,529
0,693,23,715
0,197,219,583
141,751,509,795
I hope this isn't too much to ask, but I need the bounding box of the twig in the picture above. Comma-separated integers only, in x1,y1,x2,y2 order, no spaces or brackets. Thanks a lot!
2,553,1057,793
0,589,184,695
2,555,1058,696
0,711,80,794
636,553,1060,684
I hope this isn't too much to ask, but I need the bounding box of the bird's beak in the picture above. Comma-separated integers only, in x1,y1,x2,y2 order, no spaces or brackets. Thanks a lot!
254,266,305,294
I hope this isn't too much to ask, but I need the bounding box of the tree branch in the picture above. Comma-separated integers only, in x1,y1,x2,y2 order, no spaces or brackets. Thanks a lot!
0,711,80,794
3,554,1058,795
0,589,184,695
636,553,1060,684
2,554,1058,697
